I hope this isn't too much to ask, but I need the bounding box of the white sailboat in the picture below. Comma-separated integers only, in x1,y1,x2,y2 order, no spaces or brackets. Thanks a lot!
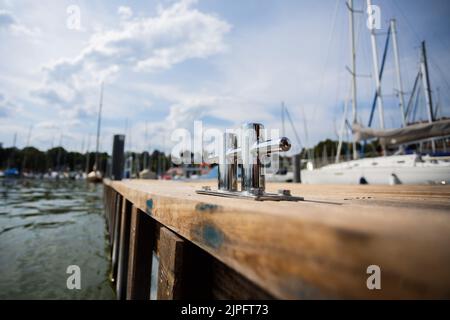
302,154,450,185
302,0,450,185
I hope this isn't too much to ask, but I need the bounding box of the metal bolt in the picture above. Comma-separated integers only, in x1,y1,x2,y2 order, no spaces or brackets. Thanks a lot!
278,189,291,196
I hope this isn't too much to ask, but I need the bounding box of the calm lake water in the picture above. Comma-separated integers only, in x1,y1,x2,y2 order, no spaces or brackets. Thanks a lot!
0,179,115,299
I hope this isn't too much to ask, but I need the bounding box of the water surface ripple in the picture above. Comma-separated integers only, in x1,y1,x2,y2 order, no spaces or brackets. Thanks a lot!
0,179,115,299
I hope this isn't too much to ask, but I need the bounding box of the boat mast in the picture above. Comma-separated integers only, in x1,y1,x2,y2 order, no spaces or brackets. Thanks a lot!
420,41,435,152
85,134,91,175
367,0,386,149
336,91,351,163
57,133,63,172
144,121,149,170
94,82,104,172
7,132,17,169
347,0,358,160
281,101,285,138
280,102,284,171
26,125,33,146
434,87,441,120
390,19,406,127
22,125,33,172
420,41,434,123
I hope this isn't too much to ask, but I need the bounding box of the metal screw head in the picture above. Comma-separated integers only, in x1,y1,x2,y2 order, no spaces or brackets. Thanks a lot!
278,189,291,196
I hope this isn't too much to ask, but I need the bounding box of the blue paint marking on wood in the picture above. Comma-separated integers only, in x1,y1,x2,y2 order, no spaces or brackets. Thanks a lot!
146,199,153,215
195,203,220,213
202,224,225,249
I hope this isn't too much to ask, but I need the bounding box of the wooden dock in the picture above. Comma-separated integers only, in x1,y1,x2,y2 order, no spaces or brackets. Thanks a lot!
103,179,450,299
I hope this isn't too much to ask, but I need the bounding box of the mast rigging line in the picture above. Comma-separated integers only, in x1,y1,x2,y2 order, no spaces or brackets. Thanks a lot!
300,105,312,161
411,81,422,123
368,24,392,128
405,71,421,120
312,0,340,123
281,104,303,152
336,86,351,164
94,82,104,171
391,0,450,104
434,88,441,120
345,119,353,131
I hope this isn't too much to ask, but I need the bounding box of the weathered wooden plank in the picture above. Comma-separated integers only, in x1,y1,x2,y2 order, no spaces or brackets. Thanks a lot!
110,191,117,242
106,188,117,244
110,193,122,282
174,237,213,299
103,186,111,238
157,227,185,300
116,198,132,300
210,258,273,300
126,206,154,300
104,179,450,299
149,220,270,299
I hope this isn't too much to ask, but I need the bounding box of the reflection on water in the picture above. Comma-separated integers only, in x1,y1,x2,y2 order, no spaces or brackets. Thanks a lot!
0,179,115,299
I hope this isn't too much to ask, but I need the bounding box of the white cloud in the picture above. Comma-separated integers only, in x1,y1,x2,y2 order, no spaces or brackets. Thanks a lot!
118,6,133,20
32,85,80,108
38,0,230,105
0,92,18,118
0,10,40,36
20,0,231,151
34,121,59,130
0,10,15,28
120,82,277,153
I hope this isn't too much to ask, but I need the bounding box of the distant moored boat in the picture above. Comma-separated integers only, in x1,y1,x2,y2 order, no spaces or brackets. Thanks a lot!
87,169,103,183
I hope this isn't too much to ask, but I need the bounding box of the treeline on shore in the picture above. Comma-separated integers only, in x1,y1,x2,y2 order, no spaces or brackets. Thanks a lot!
0,138,381,173
0,146,171,174
302,139,382,161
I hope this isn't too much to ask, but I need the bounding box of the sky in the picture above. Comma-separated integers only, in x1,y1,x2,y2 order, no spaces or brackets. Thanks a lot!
0,0,449,155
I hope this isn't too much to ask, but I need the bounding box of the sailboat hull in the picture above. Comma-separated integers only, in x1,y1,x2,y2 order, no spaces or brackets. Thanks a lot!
87,171,103,183
302,155,450,185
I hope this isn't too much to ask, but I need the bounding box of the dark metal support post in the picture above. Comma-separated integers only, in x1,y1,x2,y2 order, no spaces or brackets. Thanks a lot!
112,134,125,181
